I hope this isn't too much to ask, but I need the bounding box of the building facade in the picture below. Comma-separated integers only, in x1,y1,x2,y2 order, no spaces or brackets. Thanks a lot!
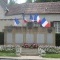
0,1,60,45
0,2,60,33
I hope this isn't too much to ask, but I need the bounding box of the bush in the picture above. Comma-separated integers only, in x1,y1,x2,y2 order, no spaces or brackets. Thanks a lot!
0,45,16,53
38,48,46,56
38,46,60,54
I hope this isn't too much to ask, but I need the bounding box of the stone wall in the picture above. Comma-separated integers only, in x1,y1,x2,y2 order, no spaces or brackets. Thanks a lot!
4,26,55,46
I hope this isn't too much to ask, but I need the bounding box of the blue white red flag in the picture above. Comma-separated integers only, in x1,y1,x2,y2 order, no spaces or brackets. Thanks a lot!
23,14,28,23
30,14,41,23
24,18,28,23
14,18,20,26
34,14,41,23
30,14,34,22
41,18,51,27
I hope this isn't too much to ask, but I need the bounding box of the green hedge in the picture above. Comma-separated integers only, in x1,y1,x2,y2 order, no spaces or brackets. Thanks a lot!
0,32,4,45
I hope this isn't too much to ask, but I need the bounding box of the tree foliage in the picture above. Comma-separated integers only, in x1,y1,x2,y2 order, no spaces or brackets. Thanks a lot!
35,0,60,2
26,0,32,3
8,0,17,5
26,0,60,3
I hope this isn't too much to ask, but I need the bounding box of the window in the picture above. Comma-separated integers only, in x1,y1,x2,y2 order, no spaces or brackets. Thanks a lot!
54,22,60,33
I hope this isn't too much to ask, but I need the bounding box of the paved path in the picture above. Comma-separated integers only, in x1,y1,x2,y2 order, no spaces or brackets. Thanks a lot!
0,56,60,60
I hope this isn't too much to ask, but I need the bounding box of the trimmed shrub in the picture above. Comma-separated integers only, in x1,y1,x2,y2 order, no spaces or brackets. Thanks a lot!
38,46,60,54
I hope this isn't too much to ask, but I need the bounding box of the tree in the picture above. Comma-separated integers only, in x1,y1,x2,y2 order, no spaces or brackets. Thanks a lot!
26,0,33,3
26,0,60,3
35,0,60,2
8,0,17,5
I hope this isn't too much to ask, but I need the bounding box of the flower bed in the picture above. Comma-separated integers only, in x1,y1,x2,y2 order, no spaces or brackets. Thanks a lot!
22,43,38,48
38,46,60,54
0,45,16,56
0,45,22,56
22,43,29,48
30,43,38,48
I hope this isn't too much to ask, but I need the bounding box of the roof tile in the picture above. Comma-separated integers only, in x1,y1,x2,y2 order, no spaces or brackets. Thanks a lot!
6,2,60,15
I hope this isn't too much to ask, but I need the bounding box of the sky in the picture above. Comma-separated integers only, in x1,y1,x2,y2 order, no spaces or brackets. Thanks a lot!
16,0,26,4
8,0,26,4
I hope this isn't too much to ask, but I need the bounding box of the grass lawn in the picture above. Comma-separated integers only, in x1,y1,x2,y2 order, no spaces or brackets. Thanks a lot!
0,52,16,57
43,54,60,58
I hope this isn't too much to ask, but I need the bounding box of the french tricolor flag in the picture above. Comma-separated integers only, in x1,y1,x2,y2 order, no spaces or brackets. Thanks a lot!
34,14,41,23
30,14,41,23
23,14,28,23
24,18,28,23
30,14,34,22
41,18,51,28
14,18,20,26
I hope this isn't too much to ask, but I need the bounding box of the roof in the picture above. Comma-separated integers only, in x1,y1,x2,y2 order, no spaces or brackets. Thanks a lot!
6,2,60,15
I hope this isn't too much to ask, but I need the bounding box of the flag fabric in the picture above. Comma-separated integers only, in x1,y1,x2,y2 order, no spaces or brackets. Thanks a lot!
30,14,34,22
14,18,20,26
34,14,38,21
41,18,51,28
30,14,41,23
36,15,41,23
34,14,41,23
45,22,51,28
24,18,28,23
23,14,28,23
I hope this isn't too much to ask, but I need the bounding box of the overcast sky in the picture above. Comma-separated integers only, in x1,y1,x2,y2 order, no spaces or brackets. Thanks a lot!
16,0,26,4
8,0,26,4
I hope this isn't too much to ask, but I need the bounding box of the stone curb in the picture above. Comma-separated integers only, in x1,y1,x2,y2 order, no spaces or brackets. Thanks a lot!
0,56,60,60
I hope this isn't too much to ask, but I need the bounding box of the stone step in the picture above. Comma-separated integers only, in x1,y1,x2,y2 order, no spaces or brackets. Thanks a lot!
21,48,39,56
21,53,39,56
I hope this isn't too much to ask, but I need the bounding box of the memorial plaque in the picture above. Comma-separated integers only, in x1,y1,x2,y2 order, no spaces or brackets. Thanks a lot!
37,34,44,43
7,33,13,43
15,33,23,43
26,33,34,43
